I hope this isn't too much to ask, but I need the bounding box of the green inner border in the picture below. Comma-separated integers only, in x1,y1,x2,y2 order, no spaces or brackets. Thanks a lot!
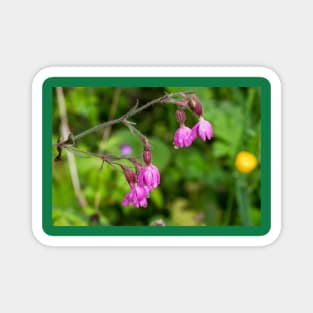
43,77,271,236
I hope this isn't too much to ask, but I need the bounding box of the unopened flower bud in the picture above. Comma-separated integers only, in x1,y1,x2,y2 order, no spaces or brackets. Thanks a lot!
176,110,186,125
143,150,152,165
190,94,199,107
120,165,136,185
194,102,203,116
190,95,203,116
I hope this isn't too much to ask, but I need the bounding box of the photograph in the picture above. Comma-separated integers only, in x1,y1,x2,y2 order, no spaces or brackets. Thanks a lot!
52,85,262,228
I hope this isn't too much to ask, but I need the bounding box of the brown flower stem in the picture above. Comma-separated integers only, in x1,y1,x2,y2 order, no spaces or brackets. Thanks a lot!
72,91,194,142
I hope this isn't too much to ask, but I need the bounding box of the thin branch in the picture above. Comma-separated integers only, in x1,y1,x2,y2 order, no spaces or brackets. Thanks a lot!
73,91,194,142
122,119,146,141
56,87,88,209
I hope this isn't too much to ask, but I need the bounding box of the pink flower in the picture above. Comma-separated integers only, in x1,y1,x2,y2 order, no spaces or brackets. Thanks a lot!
174,110,193,148
122,184,149,208
138,164,160,192
174,125,193,148
120,144,132,156
191,117,213,142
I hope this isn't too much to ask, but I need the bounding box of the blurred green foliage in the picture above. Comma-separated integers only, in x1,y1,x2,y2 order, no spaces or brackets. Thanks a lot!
52,86,261,226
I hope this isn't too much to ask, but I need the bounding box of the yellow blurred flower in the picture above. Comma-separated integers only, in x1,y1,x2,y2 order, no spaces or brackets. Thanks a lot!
235,151,258,173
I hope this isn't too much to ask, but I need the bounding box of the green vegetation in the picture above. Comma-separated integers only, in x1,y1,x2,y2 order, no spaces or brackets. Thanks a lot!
52,86,261,226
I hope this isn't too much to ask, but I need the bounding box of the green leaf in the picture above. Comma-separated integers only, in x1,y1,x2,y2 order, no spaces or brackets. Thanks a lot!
149,136,171,171
250,207,261,226
100,128,142,156
150,188,164,209
53,208,88,226
213,141,231,158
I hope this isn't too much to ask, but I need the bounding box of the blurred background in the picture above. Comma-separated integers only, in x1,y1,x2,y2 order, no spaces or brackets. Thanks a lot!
52,86,261,226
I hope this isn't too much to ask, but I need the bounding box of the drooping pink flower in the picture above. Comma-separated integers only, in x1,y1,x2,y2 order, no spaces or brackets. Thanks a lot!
120,164,149,208
173,110,193,148
122,183,149,208
191,117,213,142
136,145,161,192
138,164,160,192
174,125,193,148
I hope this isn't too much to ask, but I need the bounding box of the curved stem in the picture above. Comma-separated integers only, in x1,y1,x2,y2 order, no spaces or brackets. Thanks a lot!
63,145,129,163
73,91,194,142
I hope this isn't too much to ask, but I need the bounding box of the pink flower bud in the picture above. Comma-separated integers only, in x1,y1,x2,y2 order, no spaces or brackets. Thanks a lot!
190,95,203,116
120,165,137,185
176,110,186,125
143,150,152,165
194,102,203,116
